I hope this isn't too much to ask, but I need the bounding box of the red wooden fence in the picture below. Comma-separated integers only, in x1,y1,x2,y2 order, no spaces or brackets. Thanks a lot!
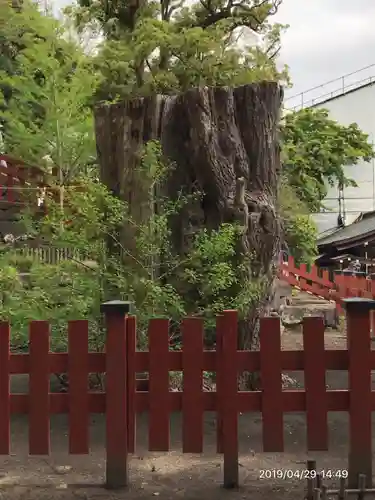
0,154,48,206
280,256,375,312
0,299,375,490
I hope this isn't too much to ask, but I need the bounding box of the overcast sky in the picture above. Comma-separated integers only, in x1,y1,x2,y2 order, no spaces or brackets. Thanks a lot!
275,0,375,102
53,0,375,102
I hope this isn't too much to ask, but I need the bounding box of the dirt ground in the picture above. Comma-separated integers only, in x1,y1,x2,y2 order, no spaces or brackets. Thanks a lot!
1,324,374,500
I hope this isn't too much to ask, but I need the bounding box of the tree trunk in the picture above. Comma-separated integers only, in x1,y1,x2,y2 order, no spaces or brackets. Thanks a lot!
94,82,283,355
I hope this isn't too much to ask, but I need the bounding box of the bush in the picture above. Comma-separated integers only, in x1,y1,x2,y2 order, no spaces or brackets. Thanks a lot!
0,169,263,353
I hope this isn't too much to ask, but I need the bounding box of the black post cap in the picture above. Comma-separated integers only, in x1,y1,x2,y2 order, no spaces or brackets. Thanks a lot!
342,297,375,313
100,300,132,315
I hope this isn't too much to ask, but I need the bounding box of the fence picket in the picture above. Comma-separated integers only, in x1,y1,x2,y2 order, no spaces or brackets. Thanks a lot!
260,317,283,451
68,320,89,454
300,263,308,291
322,270,330,284
0,322,10,454
105,308,128,489
217,310,239,488
149,318,170,451
182,317,204,453
29,321,50,455
7,174,14,203
346,302,373,488
126,316,137,454
216,314,223,454
303,317,328,450
309,267,321,295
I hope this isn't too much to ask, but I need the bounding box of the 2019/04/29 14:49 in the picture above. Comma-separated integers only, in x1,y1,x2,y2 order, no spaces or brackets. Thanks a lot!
259,469,348,480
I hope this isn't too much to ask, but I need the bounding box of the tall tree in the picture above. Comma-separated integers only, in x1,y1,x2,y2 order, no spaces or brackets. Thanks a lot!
0,0,100,189
74,0,288,358
282,107,375,212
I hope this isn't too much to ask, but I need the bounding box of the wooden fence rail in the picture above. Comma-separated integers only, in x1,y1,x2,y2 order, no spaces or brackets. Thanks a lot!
16,245,84,264
306,460,374,500
1,298,375,489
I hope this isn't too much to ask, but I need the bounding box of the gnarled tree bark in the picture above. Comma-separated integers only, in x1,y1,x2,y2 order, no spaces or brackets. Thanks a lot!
94,82,283,357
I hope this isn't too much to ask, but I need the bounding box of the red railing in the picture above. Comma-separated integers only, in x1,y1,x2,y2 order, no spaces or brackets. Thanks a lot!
0,299,375,490
279,256,375,312
0,154,48,206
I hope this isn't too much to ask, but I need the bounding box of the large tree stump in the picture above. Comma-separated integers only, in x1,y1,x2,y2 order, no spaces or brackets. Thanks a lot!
94,82,283,354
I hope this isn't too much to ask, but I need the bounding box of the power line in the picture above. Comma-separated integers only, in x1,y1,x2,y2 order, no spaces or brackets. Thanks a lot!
324,196,375,200
312,210,372,214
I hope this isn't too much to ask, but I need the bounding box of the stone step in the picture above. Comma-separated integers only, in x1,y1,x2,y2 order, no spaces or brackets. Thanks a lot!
290,297,333,306
281,303,338,328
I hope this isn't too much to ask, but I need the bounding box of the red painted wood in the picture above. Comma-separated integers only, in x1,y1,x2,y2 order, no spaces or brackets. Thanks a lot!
303,317,328,450
280,260,375,307
29,321,50,455
299,263,307,274
148,319,170,451
4,310,375,471
105,311,128,487
8,384,375,415
0,155,60,211
68,320,89,454
6,174,14,203
346,277,354,293
322,270,330,283
299,277,307,290
217,311,239,487
0,322,10,454
347,306,372,487
335,274,343,287
0,154,45,176
281,259,333,290
216,314,223,454
281,271,298,288
311,278,321,295
16,177,25,205
126,316,136,454
260,317,283,451
359,277,367,290
9,343,375,374
182,317,204,453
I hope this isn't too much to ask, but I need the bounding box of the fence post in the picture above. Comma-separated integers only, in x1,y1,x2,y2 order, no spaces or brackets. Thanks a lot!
101,300,132,490
342,298,375,488
216,310,239,489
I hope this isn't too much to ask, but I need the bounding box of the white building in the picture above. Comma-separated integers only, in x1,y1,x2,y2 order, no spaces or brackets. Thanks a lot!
284,64,375,237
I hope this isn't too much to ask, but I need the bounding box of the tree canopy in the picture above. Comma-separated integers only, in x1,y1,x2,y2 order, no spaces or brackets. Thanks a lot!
282,107,375,212
0,1,99,181
66,0,289,100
